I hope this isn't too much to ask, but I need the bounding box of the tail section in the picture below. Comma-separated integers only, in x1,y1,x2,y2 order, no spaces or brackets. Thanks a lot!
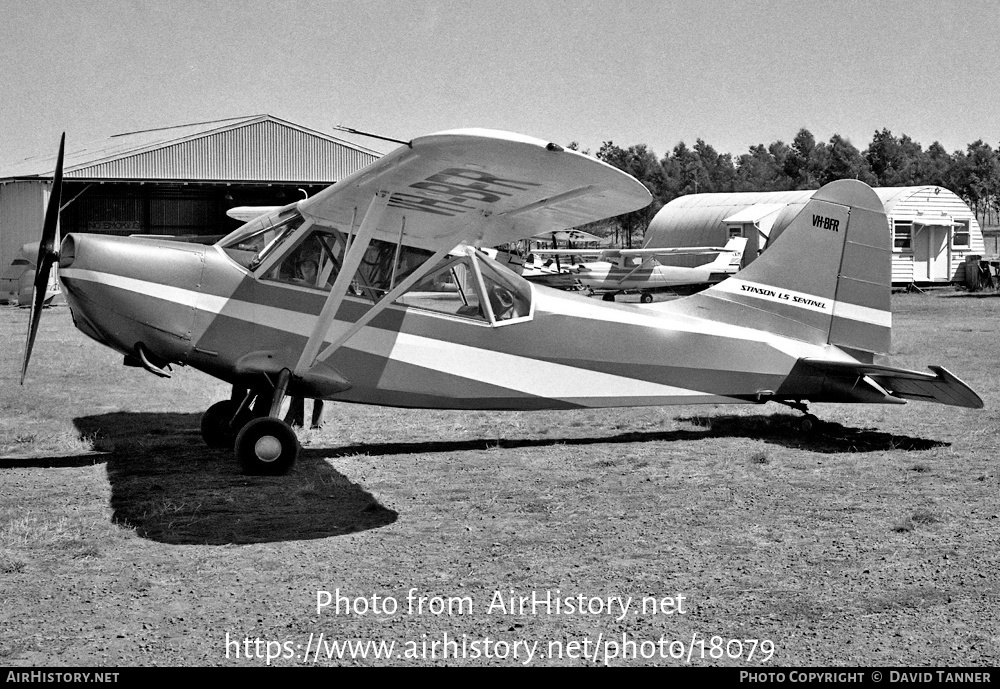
678,180,891,358
708,236,747,272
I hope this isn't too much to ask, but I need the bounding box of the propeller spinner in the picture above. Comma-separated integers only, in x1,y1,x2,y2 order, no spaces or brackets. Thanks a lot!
20,133,65,384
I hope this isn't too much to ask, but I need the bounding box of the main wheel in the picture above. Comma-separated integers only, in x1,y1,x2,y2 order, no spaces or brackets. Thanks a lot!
235,417,299,475
798,414,820,434
200,400,254,450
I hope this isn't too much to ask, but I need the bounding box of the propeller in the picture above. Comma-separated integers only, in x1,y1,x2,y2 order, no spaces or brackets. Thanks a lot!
20,133,65,385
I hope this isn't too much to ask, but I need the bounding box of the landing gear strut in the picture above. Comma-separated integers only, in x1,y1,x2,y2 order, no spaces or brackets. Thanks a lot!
777,400,821,434
200,370,301,475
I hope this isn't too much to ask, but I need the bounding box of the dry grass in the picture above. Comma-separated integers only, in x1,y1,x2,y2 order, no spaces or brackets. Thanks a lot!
2,291,1000,666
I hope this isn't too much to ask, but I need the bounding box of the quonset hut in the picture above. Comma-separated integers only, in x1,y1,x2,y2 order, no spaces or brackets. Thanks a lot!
644,186,984,286
0,115,382,301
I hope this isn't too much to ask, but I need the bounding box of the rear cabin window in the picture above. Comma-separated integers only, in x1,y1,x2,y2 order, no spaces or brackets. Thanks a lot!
394,249,532,325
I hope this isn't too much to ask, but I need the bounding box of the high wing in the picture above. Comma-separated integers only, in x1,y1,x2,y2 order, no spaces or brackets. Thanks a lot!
285,129,651,382
226,206,282,222
531,228,605,243
296,129,652,250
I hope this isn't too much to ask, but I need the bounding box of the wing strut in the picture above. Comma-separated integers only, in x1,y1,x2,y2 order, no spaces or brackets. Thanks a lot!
294,191,390,376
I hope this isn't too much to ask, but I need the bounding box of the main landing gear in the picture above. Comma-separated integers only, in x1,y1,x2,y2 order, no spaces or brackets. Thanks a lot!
200,371,301,475
777,400,822,434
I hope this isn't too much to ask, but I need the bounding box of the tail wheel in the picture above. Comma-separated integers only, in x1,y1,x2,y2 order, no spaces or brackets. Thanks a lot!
200,400,254,449
235,417,299,475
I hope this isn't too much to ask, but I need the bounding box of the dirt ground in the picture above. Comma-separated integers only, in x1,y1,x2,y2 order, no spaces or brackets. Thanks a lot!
1,290,998,667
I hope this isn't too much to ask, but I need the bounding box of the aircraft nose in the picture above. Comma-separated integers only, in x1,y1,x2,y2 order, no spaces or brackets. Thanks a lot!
58,233,207,364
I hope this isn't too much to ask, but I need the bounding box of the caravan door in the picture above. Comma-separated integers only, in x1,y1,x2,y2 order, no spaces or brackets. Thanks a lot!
914,222,951,282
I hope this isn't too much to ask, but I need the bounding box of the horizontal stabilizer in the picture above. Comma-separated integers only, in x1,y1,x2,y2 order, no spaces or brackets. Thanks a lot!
802,359,983,409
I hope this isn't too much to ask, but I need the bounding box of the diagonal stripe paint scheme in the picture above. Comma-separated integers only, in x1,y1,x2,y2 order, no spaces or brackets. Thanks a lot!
60,258,833,409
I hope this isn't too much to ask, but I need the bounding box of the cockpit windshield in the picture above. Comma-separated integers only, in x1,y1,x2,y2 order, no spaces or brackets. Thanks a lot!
219,209,304,270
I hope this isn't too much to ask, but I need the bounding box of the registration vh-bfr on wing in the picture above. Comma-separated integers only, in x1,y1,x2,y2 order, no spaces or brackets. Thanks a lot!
21,129,982,474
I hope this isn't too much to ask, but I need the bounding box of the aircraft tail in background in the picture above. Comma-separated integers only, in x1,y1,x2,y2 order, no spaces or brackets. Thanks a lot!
708,236,747,273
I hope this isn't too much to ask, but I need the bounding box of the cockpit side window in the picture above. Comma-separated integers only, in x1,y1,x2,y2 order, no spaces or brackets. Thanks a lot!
261,229,344,291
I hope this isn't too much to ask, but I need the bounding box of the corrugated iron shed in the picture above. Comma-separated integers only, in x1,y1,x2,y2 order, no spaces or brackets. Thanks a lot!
0,115,382,184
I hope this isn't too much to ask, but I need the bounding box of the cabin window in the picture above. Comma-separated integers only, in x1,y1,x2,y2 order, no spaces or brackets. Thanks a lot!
394,255,489,322
353,241,434,301
952,221,971,249
261,227,344,291
893,222,912,251
394,248,532,325
727,225,743,239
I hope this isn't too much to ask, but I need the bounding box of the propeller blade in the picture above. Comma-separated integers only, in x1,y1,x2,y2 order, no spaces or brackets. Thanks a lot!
20,133,65,384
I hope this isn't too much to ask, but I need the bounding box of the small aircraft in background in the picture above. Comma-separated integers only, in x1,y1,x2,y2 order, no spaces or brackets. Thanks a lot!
22,129,982,477
517,228,603,290
2,242,61,307
533,236,746,302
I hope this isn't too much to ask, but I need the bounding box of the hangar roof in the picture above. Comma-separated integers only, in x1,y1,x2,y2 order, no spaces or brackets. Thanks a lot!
0,115,383,184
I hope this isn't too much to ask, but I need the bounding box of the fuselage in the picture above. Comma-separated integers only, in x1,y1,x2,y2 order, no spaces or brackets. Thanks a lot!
57,233,851,411
575,261,719,292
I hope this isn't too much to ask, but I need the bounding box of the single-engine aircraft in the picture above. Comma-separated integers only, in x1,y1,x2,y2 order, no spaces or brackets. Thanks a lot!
533,236,747,302
21,129,982,476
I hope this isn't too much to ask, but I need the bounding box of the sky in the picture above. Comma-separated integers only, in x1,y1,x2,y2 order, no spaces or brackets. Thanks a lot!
2,0,999,164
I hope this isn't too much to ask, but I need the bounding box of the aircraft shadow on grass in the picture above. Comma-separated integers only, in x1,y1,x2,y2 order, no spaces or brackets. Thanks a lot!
323,413,947,458
17,411,398,546
1,410,945,545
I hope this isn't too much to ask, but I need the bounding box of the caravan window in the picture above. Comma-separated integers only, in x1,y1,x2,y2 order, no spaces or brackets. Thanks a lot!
893,222,912,251
952,221,971,249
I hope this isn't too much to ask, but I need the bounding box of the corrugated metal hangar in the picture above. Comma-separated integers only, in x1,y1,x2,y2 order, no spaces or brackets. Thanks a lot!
0,114,382,297
645,186,985,286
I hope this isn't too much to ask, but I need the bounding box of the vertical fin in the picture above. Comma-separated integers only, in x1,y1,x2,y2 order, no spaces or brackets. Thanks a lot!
708,236,747,270
673,180,891,355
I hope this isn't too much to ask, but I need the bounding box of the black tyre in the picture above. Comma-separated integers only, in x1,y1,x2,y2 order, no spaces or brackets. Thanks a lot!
640,292,653,304
799,414,820,434
235,417,299,475
602,292,616,302
200,400,254,450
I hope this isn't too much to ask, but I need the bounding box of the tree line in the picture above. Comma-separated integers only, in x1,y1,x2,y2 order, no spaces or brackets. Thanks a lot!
572,129,1000,247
